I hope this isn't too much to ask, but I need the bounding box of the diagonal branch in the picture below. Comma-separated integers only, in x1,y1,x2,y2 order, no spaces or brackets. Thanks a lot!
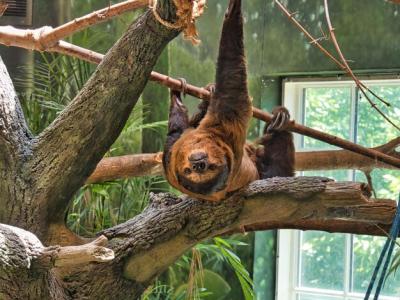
0,56,31,167
28,2,181,222
66,177,395,299
21,41,400,170
39,0,148,48
0,0,148,51
28,44,400,169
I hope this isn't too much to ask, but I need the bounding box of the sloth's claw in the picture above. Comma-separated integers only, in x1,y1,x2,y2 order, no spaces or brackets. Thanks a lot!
204,83,216,95
267,107,291,133
178,77,188,97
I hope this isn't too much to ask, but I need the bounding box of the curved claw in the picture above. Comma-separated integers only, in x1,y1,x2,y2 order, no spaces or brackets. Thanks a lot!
267,107,291,133
170,90,185,110
204,83,216,95
178,77,187,97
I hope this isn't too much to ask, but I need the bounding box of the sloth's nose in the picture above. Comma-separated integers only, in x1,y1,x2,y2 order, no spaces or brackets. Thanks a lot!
191,160,208,172
189,152,208,172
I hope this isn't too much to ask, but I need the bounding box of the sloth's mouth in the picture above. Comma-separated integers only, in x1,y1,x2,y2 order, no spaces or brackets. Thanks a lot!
177,164,229,195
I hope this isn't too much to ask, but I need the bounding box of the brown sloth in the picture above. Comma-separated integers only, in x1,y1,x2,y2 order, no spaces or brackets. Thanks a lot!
162,0,295,201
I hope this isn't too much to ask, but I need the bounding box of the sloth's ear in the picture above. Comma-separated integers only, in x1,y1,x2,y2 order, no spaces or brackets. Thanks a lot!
162,90,190,170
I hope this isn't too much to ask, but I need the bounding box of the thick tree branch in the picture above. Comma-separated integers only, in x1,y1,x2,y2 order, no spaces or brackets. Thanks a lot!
85,137,400,183
28,3,180,223
65,177,395,299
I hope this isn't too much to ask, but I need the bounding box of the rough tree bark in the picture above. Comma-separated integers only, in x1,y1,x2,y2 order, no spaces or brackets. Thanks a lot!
0,1,398,299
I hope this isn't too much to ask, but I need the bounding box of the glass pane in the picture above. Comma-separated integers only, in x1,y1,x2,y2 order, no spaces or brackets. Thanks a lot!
299,231,345,290
303,87,352,149
297,293,342,300
352,235,400,296
357,85,400,147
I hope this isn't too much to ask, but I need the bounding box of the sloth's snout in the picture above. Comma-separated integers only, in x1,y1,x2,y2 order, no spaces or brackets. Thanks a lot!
189,152,208,172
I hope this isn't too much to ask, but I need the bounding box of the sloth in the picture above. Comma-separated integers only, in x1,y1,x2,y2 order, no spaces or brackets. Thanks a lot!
162,0,295,201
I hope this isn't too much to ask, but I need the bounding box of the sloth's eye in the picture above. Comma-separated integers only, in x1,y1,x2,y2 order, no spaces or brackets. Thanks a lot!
184,168,192,175
208,164,217,171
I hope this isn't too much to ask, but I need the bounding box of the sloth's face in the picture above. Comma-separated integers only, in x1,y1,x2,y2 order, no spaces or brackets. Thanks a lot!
174,138,231,196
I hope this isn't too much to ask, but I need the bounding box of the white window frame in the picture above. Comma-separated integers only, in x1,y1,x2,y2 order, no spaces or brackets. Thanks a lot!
275,77,400,300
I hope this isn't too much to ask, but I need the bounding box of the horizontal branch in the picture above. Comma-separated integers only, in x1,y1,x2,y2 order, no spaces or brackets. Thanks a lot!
89,177,395,293
86,137,400,183
86,153,164,183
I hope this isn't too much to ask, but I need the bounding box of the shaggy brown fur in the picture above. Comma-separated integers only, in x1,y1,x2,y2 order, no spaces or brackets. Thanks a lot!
163,0,295,201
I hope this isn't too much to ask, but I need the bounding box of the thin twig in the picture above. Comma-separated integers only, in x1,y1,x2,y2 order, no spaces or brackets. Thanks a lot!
275,0,399,131
0,0,148,50
323,0,399,131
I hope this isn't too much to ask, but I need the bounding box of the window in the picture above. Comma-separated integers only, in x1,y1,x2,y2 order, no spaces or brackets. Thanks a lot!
276,78,400,300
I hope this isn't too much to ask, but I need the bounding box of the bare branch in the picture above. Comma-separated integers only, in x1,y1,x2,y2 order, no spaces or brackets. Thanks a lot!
0,0,147,51
40,0,148,48
86,137,400,183
86,153,164,184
